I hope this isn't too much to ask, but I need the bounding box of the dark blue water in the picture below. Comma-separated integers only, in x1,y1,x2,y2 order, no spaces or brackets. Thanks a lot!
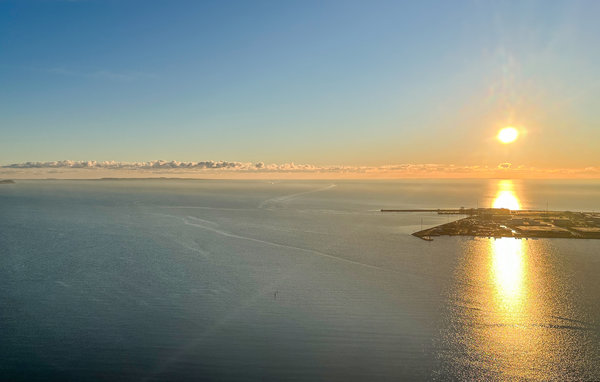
1,179,599,381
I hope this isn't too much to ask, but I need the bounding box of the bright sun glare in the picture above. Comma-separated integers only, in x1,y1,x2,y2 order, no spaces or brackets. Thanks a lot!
497,127,519,144
492,180,521,210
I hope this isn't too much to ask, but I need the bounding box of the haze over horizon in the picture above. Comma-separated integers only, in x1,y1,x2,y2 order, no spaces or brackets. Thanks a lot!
1,0,599,178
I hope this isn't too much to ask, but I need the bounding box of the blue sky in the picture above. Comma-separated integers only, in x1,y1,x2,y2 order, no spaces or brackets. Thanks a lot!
1,0,599,172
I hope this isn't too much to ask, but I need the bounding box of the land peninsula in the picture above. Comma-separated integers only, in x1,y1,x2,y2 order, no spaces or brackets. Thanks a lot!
382,208,600,240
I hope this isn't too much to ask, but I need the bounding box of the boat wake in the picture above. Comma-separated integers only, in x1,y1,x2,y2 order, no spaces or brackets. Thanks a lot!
181,215,382,271
258,184,336,209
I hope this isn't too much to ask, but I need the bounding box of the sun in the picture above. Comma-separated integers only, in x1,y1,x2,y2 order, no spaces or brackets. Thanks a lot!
497,127,519,144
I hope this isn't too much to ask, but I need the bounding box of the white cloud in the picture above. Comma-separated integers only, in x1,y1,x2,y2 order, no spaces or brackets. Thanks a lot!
2,160,599,179
2,160,245,170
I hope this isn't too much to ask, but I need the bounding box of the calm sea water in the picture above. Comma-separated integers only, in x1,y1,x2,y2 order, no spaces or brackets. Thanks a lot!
0,179,599,381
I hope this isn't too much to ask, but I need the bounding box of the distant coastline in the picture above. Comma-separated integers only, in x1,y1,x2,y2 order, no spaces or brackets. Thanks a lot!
0,179,15,184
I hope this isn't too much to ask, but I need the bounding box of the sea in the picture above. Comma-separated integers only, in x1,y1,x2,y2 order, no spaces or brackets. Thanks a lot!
0,179,599,381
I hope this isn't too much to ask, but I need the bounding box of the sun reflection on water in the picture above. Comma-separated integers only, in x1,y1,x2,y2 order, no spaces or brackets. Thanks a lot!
492,180,521,210
436,179,593,380
491,238,526,313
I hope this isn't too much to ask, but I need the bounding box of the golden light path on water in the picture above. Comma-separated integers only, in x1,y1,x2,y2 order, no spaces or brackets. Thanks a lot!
489,180,529,327
487,181,534,376
442,180,537,378
492,180,521,210
481,235,541,380
481,181,546,379
491,237,526,314
439,179,598,380
491,181,526,312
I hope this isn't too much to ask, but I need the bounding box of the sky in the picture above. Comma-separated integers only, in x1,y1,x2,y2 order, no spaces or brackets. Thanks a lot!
1,0,599,178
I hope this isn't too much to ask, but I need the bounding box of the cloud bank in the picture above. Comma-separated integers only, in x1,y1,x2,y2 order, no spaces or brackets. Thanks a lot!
1,160,599,179
3,160,247,170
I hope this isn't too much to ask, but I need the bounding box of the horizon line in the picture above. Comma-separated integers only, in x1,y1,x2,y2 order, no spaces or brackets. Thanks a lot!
1,159,599,180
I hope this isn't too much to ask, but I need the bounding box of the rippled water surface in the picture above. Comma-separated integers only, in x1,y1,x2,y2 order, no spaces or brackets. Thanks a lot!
1,179,599,380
